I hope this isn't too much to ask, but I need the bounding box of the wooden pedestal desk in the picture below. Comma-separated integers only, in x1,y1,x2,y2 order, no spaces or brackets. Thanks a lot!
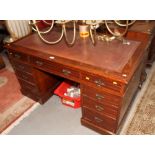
5,31,149,134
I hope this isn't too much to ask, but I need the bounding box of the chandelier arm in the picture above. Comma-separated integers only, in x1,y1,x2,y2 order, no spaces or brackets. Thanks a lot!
31,20,54,34
105,20,129,37
89,26,96,45
63,21,76,46
42,20,53,25
114,20,136,27
35,23,64,44
29,20,39,32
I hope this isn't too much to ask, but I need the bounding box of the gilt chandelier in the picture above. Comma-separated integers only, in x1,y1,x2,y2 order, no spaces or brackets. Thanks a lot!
30,20,135,46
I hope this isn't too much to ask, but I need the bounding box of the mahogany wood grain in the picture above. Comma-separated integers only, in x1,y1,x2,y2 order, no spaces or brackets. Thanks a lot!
5,28,149,134
6,31,144,85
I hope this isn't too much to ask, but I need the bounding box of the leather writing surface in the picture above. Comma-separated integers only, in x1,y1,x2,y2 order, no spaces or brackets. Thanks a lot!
14,31,141,73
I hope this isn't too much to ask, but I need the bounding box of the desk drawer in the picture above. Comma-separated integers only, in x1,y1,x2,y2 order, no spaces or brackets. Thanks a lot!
30,56,80,79
8,51,28,62
82,107,117,132
82,96,118,118
16,70,35,84
81,72,124,92
82,85,121,107
21,88,39,102
13,60,32,74
18,79,39,95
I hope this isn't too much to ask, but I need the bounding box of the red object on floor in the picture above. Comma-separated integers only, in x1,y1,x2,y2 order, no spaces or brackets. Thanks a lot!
54,81,81,109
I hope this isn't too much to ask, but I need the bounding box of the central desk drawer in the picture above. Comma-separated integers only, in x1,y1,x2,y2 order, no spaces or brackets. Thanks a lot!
30,57,80,79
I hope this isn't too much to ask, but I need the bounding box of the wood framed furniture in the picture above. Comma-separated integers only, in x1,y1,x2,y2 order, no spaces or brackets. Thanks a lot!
5,30,149,134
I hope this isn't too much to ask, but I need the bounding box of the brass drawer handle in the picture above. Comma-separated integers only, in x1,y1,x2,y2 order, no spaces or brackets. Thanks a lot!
95,105,104,112
35,60,43,66
94,116,103,123
14,54,21,59
94,79,105,87
62,69,71,75
96,93,104,100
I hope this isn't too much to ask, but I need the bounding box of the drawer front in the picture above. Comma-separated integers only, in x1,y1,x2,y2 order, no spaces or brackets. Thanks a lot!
15,70,35,84
18,79,39,95
8,51,28,62
13,60,32,74
30,56,80,79
82,85,121,107
82,107,117,132
81,72,124,92
82,96,118,118
21,88,39,102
